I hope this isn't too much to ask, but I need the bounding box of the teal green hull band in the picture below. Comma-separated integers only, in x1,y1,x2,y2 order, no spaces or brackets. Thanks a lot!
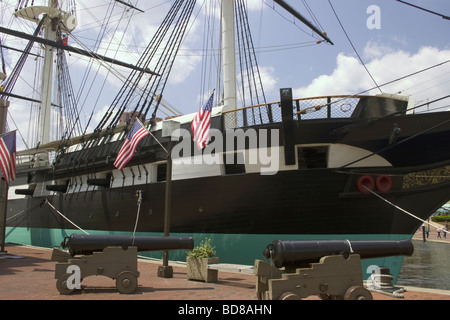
6,227,410,282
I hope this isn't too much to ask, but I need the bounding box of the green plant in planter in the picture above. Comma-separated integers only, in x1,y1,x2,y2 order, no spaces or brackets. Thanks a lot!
187,238,219,283
187,238,216,258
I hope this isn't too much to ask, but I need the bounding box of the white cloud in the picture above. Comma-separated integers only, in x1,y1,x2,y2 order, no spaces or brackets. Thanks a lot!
260,65,278,90
168,47,202,85
293,53,368,97
363,40,395,60
294,45,450,110
246,0,265,11
363,36,409,60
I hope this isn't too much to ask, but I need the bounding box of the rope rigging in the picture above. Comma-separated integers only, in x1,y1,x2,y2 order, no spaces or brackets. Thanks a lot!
394,0,450,21
4,0,447,156
198,0,219,109
2,0,80,146
56,46,83,140
61,0,136,142
0,17,44,101
327,0,382,94
235,0,266,108
90,0,197,138
235,0,268,125
4,0,162,150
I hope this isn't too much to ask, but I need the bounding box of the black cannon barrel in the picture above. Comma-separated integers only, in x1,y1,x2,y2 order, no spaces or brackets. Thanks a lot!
263,239,414,268
62,234,194,256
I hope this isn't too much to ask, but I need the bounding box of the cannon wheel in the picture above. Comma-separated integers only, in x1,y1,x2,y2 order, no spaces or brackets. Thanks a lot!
278,292,300,300
56,274,76,295
344,286,373,300
116,271,138,294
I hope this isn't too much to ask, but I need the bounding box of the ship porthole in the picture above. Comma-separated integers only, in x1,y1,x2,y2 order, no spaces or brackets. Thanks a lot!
376,175,392,193
357,175,375,194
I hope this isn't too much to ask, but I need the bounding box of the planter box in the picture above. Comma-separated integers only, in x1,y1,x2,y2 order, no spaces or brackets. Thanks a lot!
186,257,219,283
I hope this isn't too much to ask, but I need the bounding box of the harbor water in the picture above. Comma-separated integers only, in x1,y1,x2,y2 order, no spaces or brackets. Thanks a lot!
397,240,450,291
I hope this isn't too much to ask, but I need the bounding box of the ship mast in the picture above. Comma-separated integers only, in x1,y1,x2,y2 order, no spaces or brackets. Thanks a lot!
14,0,77,145
221,0,237,112
220,0,333,114
40,0,57,146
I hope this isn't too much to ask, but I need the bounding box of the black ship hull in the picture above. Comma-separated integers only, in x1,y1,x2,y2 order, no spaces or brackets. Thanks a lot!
7,166,450,236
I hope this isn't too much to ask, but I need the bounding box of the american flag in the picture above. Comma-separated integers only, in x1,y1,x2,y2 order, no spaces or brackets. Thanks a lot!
191,91,214,150
0,131,16,184
114,120,149,171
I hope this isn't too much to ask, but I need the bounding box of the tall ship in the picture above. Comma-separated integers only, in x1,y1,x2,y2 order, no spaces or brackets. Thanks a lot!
1,0,450,282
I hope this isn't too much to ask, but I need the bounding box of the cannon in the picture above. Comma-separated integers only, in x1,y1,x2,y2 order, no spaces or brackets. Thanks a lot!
254,239,414,300
60,234,194,256
52,234,194,295
264,239,414,269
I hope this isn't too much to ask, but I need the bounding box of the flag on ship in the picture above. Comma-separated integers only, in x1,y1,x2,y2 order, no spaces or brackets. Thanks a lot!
114,119,149,170
191,90,214,150
0,130,16,184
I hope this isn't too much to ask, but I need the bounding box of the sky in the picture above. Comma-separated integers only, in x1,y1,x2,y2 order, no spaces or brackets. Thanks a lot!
0,0,449,150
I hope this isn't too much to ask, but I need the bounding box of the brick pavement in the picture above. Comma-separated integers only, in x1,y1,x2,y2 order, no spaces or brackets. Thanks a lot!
1,243,450,301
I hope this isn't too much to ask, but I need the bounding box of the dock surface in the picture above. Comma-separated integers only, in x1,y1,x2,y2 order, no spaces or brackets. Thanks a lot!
1,243,450,301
